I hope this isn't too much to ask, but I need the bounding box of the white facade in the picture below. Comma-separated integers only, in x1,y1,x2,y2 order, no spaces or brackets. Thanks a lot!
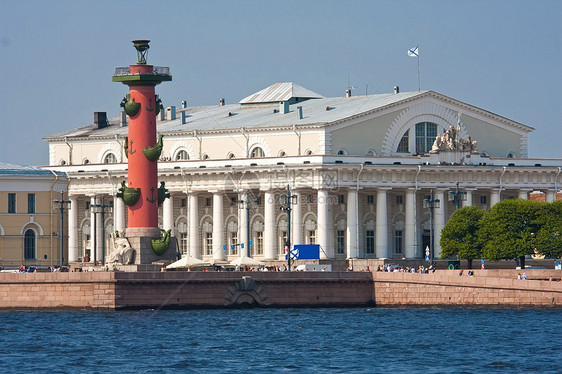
44,83,562,264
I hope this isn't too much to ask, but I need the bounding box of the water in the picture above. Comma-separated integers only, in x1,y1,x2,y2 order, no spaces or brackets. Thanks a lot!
0,308,560,373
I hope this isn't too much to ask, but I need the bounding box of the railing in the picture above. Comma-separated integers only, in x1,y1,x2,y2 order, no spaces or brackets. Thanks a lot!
113,66,171,76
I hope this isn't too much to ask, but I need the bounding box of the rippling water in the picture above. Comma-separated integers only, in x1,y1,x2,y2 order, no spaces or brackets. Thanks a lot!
0,308,560,373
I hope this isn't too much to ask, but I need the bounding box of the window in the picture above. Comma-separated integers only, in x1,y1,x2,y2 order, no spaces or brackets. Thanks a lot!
8,193,16,213
255,231,264,255
396,195,403,205
205,198,212,207
24,229,36,260
337,149,347,156
338,195,345,204
205,233,213,256
179,232,188,255
250,147,265,158
308,230,316,245
480,196,487,205
230,232,238,255
104,153,118,164
202,154,209,160
397,129,409,153
366,230,375,254
415,122,437,154
394,230,403,255
27,194,36,214
181,198,187,208
227,152,236,159
367,195,374,204
279,231,288,255
336,230,345,255
176,150,189,161
85,201,91,210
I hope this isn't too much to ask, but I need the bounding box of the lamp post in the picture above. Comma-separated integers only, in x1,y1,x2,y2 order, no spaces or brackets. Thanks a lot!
91,196,113,266
238,191,256,257
53,191,71,266
281,185,297,271
423,190,440,264
448,182,467,210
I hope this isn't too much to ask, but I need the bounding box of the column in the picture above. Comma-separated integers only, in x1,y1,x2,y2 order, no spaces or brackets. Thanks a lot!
264,190,276,260
545,189,555,203
490,189,501,206
114,195,126,234
434,189,446,259
346,188,358,259
163,194,174,233
291,190,302,247
375,188,388,258
89,196,96,263
188,193,200,258
68,196,79,263
404,188,416,259
95,198,103,264
518,189,530,200
212,192,224,261
317,189,330,259
238,192,248,257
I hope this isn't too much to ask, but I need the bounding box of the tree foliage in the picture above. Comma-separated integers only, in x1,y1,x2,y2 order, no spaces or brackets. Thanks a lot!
533,200,562,258
477,199,542,261
440,206,484,261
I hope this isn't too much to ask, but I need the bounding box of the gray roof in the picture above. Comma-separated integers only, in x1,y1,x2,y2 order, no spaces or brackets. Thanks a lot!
44,83,533,140
0,161,65,176
46,87,425,139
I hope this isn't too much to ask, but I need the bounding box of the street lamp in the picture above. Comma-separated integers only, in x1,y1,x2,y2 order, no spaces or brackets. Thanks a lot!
423,190,440,264
448,182,467,210
280,185,297,271
238,191,257,257
91,196,113,266
53,191,71,266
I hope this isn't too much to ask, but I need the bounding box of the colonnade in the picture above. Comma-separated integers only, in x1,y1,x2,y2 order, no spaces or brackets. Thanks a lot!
66,186,557,264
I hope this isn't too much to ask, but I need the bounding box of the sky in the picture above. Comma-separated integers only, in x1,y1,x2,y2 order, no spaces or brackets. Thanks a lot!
0,0,560,166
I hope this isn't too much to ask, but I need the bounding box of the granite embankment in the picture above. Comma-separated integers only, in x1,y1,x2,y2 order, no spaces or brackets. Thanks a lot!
0,270,560,310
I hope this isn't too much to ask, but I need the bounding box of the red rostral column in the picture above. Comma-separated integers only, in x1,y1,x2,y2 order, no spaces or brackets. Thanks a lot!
112,40,171,229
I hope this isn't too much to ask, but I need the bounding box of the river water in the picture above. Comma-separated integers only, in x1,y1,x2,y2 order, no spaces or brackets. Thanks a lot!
0,308,559,373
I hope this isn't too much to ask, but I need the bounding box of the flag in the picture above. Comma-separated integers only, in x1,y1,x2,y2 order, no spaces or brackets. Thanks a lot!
408,46,419,57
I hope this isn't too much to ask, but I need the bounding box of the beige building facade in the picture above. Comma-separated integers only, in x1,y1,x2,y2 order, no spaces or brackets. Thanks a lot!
0,163,68,267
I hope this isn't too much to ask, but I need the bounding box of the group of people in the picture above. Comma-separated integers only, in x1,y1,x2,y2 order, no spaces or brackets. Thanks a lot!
517,273,528,280
376,265,433,273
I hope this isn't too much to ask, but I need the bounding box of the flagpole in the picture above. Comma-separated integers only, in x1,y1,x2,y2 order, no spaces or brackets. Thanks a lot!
417,45,421,91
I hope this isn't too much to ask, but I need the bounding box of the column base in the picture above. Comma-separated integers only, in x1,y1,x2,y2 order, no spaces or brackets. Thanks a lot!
125,227,177,265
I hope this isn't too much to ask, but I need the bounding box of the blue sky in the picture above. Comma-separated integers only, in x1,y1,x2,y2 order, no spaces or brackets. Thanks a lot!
1,0,560,165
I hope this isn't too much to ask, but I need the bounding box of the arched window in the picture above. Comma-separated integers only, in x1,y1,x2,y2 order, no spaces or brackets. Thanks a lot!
415,122,437,154
337,149,348,156
176,150,189,161
250,147,265,158
507,152,516,158
397,129,409,153
201,153,209,160
366,149,376,157
104,153,118,164
24,229,36,260
278,150,286,157
227,152,236,159
83,158,90,165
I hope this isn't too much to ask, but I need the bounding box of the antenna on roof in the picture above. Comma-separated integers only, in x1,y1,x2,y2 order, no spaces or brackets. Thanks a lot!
346,73,356,97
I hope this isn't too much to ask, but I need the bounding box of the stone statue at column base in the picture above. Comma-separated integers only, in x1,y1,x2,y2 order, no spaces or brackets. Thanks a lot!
107,230,136,265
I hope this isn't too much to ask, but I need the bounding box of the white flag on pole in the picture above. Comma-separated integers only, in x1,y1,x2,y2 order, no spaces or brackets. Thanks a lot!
408,46,419,57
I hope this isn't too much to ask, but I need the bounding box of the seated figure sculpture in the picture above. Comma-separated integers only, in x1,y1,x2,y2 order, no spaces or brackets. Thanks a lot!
107,231,135,265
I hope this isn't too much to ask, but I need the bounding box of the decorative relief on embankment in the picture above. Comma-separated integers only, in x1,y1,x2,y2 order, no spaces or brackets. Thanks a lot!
224,276,269,307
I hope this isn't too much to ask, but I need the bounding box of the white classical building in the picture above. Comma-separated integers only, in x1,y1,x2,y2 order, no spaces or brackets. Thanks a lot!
44,82,561,264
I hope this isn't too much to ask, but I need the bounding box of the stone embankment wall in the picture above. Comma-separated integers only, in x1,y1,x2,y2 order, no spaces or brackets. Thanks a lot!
0,270,560,310
373,270,562,307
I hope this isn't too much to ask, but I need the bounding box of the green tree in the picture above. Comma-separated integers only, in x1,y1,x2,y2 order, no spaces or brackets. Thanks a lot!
534,200,562,258
478,199,542,268
440,206,484,269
